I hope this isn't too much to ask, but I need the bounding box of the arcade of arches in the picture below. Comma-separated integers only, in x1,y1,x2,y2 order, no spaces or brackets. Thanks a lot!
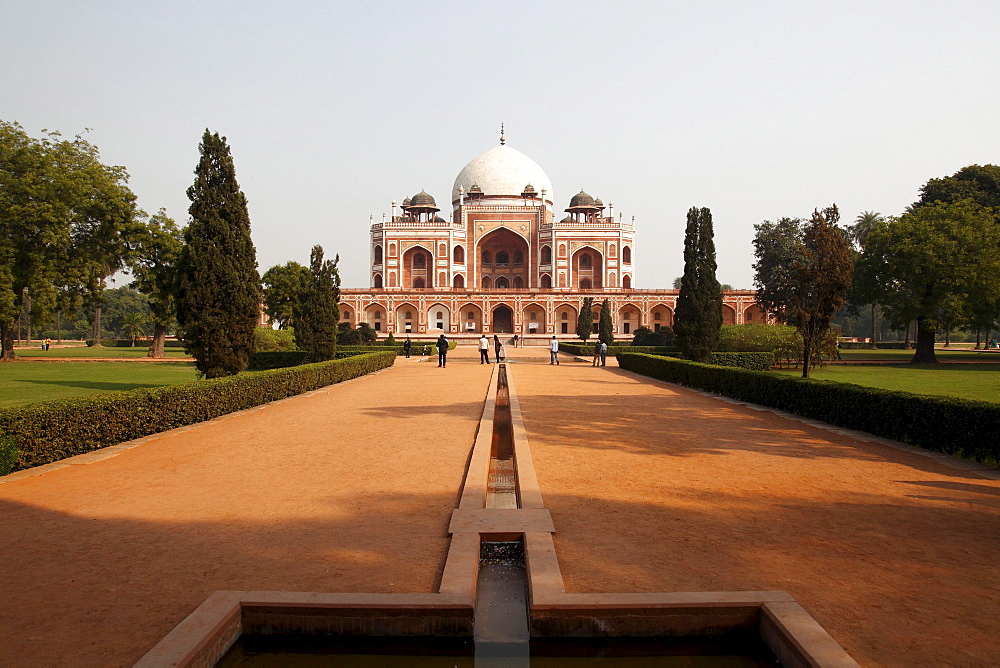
341,291,764,340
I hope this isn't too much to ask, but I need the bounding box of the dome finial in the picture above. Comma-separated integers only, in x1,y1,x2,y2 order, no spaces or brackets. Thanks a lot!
500,122,505,145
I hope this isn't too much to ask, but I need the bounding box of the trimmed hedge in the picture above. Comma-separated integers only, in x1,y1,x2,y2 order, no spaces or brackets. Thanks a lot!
838,341,913,350
616,353,1000,463
559,343,678,356
0,351,396,474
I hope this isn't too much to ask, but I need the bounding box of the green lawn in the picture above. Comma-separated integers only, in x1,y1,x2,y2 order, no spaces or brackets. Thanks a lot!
14,345,190,358
838,347,1000,362
0,361,200,408
777,363,1000,403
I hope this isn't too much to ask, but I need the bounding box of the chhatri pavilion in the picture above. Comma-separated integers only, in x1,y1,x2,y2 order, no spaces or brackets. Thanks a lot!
338,132,762,342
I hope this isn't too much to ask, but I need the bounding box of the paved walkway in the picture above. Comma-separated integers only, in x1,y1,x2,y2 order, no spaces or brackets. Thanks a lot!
0,350,491,667
1,343,998,666
512,349,1000,667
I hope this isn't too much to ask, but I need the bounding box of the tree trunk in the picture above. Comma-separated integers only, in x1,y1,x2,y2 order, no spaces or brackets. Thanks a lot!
147,324,167,358
92,306,103,346
912,317,938,363
870,303,877,348
801,341,811,378
56,310,62,343
976,330,981,349
1,320,16,360
903,321,911,348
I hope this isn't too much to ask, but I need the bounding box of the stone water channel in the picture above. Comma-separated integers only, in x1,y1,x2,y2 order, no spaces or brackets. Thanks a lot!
474,363,531,666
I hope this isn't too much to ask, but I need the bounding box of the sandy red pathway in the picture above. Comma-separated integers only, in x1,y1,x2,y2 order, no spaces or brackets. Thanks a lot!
0,354,491,667
512,355,1000,667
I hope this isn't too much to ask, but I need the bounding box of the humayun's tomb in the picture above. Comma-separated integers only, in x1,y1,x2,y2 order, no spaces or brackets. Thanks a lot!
338,133,764,342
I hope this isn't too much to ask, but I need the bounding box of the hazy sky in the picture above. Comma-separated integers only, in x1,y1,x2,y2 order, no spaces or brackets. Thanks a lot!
3,1,999,289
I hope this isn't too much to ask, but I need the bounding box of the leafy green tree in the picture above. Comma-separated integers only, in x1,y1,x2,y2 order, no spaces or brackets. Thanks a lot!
293,245,341,362
598,298,614,345
176,130,261,378
858,200,1000,363
130,209,183,357
674,207,722,361
0,121,137,359
915,164,1000,214
100,287,151,337
576,297,594,342
754,205,854,377
262,261,309,329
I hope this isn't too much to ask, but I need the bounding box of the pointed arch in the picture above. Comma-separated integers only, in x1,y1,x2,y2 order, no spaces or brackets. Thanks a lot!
459,303,483,333
522,302,546,335
427,303,451,332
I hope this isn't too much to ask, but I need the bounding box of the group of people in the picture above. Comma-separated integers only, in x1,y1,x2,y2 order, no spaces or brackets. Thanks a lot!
478,334,506,364
591,340,608,366
399,334,609,368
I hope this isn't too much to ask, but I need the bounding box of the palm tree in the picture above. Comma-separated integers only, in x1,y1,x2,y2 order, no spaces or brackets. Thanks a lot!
119,312,147,347
852,211,884,348
850,211,883,250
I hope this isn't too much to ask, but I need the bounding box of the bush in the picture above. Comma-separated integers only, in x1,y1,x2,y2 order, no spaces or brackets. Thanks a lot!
705,352,775,370
254,326,298,352
717,324,838,366
632,326,675,347
247,351,310,370
0,352,396,474
644,351,775,370
616,353,1000,463
337,322,363,345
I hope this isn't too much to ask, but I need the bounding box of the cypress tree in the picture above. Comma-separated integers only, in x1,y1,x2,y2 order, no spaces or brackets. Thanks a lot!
674,206,722,361
577,296,594,342
598,298,614,345
294,245,341,362
176,130,261,378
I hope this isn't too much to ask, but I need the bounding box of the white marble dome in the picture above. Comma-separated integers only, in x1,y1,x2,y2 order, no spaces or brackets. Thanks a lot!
452,145,553,204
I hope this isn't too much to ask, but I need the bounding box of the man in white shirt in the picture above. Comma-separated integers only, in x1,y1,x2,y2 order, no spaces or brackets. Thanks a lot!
549,336,560,365
479,334,491,364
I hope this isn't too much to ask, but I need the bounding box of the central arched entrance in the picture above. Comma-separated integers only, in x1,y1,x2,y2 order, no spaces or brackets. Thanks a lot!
479,228,529,290
492,305,513,333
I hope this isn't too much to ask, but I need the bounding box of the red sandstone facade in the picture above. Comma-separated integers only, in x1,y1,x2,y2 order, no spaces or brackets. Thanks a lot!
339,138,763,342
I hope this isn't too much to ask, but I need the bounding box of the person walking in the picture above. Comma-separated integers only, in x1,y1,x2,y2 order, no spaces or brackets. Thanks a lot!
592,341,600,366
479,334,491,364
436,334,449,367
549,335,560,365
493,334,502,362
599,340,608,367
403,336,412,359
513,334,519,348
